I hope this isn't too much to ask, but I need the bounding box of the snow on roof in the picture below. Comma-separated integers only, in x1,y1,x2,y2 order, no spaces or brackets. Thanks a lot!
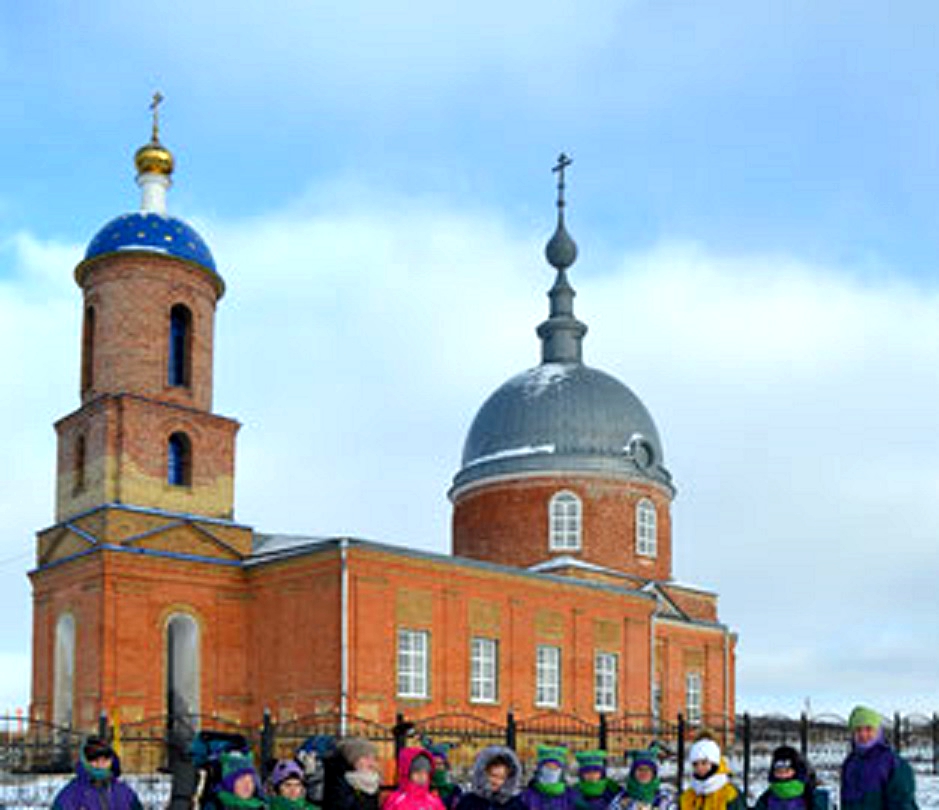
463,443,556,469
251,533,333,558
521,363,574,398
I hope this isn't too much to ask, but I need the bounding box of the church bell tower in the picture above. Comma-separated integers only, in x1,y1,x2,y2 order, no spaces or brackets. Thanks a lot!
30,97,253,734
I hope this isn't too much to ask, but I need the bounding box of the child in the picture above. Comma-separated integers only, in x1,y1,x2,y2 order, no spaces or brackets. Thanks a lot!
457,747,526,810
840,706,917,810
678,738,744,810
52,736,143,810
323,737,381,810
270,759,320,810
428,744,464,810
214,751,266,809
384,747,447,810
522,746,575,810
752,746,824,810
611,750,676,810
572,751,619,810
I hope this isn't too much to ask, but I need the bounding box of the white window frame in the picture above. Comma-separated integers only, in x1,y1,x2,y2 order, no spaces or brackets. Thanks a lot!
470,637,499,703
686,671,703,725
397,629,430,699
535,645,561,708
594,651,618,712
636,498,657,558
549,491,582,551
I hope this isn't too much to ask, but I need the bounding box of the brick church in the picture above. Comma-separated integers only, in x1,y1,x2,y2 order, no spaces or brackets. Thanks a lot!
29,110,736,736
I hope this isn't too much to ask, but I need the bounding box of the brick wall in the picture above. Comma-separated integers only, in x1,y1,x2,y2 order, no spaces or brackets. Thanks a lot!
452,476,673,580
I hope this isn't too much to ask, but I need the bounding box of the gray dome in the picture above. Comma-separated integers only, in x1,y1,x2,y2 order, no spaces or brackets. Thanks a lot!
452,361,672,494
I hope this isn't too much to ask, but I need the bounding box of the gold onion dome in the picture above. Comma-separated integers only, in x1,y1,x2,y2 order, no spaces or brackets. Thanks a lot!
135,138,174,175
134,91,174,175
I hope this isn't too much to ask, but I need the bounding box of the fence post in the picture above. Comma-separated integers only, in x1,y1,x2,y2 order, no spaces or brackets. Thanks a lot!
742,713,751,802
599,713,609,752
676,713,686,794
260,708,274,777
893,712,902,754
506,711,517,751
799,712,809,758
393,713,410,761
932,713,938,776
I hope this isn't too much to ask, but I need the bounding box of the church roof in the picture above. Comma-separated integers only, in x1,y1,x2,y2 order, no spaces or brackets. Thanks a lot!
84,212,218,276
451,155,671,497
453,361,670,493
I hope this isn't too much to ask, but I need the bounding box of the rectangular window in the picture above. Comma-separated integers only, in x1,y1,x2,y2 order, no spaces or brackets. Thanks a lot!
594,651,618,712
470,637,498,703
397,629,429,699
686,672,702,725
535,645,561,708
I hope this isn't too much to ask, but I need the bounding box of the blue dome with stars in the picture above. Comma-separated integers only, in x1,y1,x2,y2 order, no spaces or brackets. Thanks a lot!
84,212,218,276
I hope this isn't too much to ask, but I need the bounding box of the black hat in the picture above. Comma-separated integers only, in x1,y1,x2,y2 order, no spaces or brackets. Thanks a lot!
83,736,115,761
769,746,806,782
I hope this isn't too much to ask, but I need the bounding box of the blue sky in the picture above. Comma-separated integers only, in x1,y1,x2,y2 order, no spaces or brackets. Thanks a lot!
1,1,939,716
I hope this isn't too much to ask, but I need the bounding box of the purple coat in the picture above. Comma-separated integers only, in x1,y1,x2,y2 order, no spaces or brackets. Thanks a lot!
52,758,143,810
841,741,917,810
522,787,577,810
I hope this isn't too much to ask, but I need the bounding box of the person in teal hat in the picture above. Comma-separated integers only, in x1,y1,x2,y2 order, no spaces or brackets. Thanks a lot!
571,751,618,810
208,750,266,809
610,750,676,810
522,746,575,810
840,706,917,810
427,743,464,810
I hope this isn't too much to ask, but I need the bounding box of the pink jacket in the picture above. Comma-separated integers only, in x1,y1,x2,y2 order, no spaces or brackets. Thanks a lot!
384,748,447,810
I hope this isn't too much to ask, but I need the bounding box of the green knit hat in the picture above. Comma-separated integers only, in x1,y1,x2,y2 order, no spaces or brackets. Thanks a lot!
220,751,258,793
849,705,882,731
537,745,569,767
575,750,607,772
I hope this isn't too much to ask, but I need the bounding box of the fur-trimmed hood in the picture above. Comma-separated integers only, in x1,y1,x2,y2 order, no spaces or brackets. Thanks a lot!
471,746,523,802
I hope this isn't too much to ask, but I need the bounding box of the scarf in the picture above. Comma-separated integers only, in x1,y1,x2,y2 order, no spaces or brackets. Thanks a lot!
578,780,609,799
770,781,805,800
346,769,381,795
690,773,728,797
854,729,885,753
80,752,112,784
627,776,660,804
217,790,267,809
270,796,315,810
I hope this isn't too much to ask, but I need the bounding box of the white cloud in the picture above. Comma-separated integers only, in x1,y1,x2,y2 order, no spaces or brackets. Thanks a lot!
2,188,938,715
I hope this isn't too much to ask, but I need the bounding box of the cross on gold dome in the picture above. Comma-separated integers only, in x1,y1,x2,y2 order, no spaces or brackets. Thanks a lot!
134,91,174,177
150,91,164,143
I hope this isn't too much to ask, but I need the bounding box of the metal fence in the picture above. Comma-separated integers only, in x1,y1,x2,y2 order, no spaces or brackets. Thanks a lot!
2,709,937,806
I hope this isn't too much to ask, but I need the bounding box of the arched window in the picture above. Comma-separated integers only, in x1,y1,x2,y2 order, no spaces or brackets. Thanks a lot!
168,304,192,388
53,613,76,728
73,436,86,494
636,498,657,557
549,491,582,551
167,432,192,487
81,306,95,393
166,613,200,729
